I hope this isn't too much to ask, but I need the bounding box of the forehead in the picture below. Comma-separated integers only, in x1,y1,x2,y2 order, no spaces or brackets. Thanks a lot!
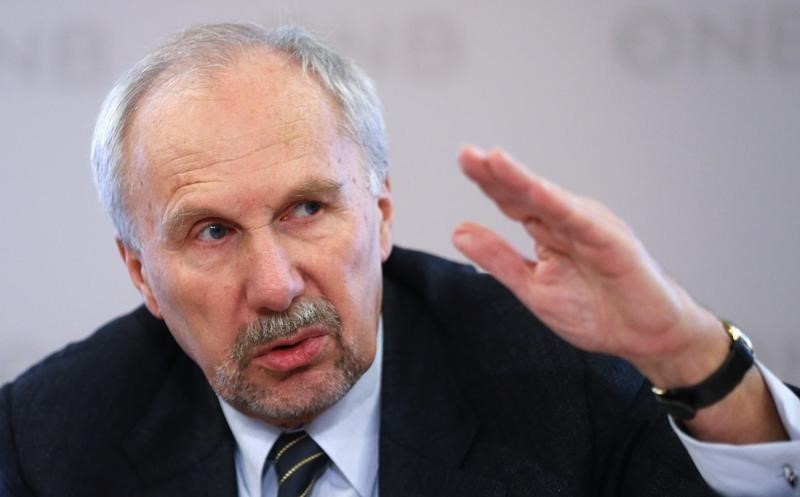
125,50,351,188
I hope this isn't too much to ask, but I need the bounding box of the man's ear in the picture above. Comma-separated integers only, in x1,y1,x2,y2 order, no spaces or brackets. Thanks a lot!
116,239,162,318
377,176,393,262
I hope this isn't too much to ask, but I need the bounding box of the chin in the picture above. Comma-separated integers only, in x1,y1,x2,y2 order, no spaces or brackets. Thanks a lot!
212,351,368,424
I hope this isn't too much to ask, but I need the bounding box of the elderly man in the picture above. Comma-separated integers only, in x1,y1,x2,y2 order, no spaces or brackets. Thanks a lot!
1,23,798,497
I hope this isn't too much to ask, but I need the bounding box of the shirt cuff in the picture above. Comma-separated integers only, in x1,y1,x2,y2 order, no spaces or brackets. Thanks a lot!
671,362,800,497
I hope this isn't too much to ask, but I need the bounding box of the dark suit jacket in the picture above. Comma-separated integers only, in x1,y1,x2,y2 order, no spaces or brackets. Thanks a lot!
1,248,724,496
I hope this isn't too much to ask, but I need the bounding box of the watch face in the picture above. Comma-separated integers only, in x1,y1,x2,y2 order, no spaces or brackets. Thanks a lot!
726,322,755,354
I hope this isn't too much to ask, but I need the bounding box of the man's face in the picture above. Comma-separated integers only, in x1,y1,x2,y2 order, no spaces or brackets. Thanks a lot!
119,52,392,426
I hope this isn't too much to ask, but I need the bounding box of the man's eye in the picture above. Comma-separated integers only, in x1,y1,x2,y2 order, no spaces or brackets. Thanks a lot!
291,201,323,218
197,223,230,242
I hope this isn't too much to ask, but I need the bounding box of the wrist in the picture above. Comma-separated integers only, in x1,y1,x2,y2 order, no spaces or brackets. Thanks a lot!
633,306,730,389
650,319,755,420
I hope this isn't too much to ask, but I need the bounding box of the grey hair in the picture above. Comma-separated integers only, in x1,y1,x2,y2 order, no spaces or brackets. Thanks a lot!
90,23,388,250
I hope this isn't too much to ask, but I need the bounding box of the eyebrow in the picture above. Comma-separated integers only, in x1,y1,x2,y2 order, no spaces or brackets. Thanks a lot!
162,206,217,240
287,177,343,201
160,177,344,239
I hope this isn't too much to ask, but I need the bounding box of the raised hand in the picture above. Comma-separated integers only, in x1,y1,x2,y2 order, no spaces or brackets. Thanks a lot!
452,146,786,443
452,146,717,379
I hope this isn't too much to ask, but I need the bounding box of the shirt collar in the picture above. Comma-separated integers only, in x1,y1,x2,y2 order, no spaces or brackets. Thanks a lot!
219,319,382,497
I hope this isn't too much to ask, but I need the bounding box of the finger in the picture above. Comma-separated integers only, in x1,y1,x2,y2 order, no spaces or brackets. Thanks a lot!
459,146,619,249
458,144,487,165
459,146,575,227
452,221,536,299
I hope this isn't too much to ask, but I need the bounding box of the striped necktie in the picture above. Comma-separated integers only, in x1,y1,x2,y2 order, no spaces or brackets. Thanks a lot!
268,431,329,497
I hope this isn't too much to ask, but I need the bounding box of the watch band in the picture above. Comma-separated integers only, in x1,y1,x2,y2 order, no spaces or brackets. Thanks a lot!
651,320,755,420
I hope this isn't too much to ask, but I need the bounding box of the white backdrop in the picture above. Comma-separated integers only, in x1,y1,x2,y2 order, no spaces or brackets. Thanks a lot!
2,0,799,384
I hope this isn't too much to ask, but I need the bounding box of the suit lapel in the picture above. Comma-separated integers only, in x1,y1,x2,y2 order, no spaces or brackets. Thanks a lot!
120,336,238,496
379,276,506,497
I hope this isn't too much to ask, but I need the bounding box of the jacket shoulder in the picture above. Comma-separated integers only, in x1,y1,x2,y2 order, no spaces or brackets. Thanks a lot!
1,306,181,493
11,305,177,398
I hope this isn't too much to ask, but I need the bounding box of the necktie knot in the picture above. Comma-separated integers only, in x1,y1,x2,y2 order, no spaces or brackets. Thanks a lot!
268,431,329,497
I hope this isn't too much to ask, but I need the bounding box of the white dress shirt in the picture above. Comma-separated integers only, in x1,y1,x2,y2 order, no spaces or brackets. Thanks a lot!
675,362,800,496
219,322,382,497
221,320,800,497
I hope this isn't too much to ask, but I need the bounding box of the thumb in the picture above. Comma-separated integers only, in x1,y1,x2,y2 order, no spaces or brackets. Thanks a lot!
452,221,536,297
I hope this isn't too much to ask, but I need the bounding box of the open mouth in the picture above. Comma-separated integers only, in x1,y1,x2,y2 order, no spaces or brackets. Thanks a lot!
252,329,329,373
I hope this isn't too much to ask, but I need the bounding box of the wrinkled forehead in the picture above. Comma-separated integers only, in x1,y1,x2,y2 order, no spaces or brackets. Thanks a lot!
132,50,346,157
120,52,365,203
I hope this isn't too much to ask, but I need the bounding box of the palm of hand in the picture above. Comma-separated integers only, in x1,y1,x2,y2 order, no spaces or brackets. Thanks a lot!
454,147,689,362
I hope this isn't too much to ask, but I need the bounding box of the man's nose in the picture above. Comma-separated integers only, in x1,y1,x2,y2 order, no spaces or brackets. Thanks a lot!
244,233,304,313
